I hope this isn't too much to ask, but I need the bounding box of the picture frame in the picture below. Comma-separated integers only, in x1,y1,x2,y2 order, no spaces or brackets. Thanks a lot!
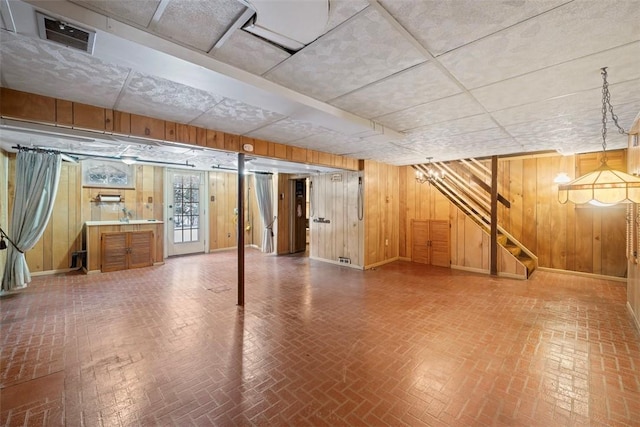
82,159,136,189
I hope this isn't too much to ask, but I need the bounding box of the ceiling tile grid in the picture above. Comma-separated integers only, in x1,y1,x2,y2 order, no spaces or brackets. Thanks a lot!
116,72,225,123
438,0,640,89
264,7,426,101
378,0,569,56
325,0,369,32
152,0,245,52
471,42,640,113
70,0,161,28
212,30,290,76
376,93,485,131
190,98,285,136
399,114,499,145
329,62,462,119
0,32,129,108
245,118,329,144
491,79,640,128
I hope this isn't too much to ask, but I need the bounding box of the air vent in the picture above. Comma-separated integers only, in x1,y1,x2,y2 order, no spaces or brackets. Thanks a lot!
36,12,96,54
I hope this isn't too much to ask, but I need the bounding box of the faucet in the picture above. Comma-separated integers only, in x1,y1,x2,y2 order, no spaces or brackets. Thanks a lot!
121,207,131,223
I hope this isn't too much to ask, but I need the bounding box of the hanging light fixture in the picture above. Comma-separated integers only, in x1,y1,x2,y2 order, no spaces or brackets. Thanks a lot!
558,67,640,206
415,157,445,184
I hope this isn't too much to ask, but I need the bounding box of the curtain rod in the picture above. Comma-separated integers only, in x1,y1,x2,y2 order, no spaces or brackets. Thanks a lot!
12,145,195,168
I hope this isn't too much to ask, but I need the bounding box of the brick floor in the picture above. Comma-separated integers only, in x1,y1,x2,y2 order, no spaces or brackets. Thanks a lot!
1,249,639,426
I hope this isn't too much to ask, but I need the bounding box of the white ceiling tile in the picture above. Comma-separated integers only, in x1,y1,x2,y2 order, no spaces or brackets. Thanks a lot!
439,1,640,88
472,43,640,112
212,30,290,76
265,8,426,101
190,98,285,135
401,114,498,144
246,118,327,143
0,32,129,108
329,62,461,119
117,72,224,123
376,93,485,131
70,0,160,27
379,0,567,56
153,0,245,51
491,80,640,127
325,0,369,32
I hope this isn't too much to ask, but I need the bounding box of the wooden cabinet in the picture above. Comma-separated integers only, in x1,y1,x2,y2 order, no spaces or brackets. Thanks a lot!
84,221,164,273
412,220,450,267
101,231,153,272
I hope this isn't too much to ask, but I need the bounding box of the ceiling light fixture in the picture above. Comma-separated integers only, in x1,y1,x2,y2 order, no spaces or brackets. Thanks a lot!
558,67,640,206
415,157,444,184
120,155,138,165
553,172,571,184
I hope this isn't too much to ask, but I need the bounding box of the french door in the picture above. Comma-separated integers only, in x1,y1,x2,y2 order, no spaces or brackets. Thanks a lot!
166,170,206,256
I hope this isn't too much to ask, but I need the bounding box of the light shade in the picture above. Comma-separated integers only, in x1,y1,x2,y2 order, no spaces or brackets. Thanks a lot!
558,163,640,204
120,155,137,165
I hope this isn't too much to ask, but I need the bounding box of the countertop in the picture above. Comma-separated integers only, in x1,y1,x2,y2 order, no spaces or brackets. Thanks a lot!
85,220,164,226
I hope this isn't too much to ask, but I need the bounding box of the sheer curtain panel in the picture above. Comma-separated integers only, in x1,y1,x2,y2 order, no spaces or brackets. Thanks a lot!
2,150,62,292
254,173,275,253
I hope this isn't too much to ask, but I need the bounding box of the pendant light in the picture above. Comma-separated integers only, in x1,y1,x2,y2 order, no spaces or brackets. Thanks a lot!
558,68,640,205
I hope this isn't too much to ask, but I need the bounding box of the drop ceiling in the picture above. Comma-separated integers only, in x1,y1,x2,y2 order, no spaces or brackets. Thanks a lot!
0,0,638,169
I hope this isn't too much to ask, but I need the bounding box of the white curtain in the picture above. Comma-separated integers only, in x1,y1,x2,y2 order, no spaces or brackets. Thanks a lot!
254,173,275,253
2,150,62,292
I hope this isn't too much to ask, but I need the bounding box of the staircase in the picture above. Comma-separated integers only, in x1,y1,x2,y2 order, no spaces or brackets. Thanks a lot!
413,158,538,278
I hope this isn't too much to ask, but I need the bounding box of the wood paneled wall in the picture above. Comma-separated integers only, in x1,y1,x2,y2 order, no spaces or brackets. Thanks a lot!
399,166,450,260
208,172,262,251
626,114,640,331
363,160,399,268
400,150,628,278
82,164,163,222
309,171,364,267
276,174,292,255
0,88,359,171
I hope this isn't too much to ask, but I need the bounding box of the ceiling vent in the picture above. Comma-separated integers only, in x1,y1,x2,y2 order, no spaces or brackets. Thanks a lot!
36,12,96,54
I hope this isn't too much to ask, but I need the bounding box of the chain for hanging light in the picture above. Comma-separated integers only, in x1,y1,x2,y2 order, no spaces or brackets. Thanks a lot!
600,67,627,164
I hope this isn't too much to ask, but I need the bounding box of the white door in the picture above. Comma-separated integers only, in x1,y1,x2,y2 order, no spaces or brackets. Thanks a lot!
167,170,206,256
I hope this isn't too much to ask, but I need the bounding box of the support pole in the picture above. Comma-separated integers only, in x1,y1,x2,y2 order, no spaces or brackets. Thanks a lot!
490,155,498,276
237,153,245,306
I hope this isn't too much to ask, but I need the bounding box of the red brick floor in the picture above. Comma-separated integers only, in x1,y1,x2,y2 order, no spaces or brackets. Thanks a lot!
1,249,640,426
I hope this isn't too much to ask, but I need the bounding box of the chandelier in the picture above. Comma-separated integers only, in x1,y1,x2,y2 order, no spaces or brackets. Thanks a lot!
415,157,445,184
558,67,640,206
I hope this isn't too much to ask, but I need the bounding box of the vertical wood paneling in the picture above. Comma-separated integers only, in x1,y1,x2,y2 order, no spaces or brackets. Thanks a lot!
276,174,291,254
209,171,239,251
309,172,363,266
402,151,627,277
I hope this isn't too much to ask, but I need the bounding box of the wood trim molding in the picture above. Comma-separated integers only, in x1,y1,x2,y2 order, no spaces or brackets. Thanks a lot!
0,87,359,171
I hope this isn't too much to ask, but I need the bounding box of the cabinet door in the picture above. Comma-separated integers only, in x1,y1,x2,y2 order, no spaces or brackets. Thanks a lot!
101,232,128,272
412,220,430,264
128,231,154,269
429,220,450,267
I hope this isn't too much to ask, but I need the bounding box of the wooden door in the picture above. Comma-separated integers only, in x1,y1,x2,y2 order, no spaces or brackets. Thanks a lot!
101,232,127,272
412,220,431,264
430,220,450,267
411,220,450,267
128,231,154,269
291,178,307,253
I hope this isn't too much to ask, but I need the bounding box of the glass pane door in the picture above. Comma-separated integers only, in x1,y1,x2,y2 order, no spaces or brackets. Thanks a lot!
167,170,206,256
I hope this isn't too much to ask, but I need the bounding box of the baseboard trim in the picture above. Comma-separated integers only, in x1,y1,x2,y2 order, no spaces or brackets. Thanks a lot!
451,265,489,275
309,256,364,270
497,271,527,280
31,268,78,277
398,257,411,262
364,257,399,270
537,267,627,283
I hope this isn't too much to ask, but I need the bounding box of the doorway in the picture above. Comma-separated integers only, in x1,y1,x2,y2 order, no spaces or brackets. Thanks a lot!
412,220,450,267
166,170,207,256
289,178,308,254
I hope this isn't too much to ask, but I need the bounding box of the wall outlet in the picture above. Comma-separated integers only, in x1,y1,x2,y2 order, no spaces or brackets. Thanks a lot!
338,257,351,264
